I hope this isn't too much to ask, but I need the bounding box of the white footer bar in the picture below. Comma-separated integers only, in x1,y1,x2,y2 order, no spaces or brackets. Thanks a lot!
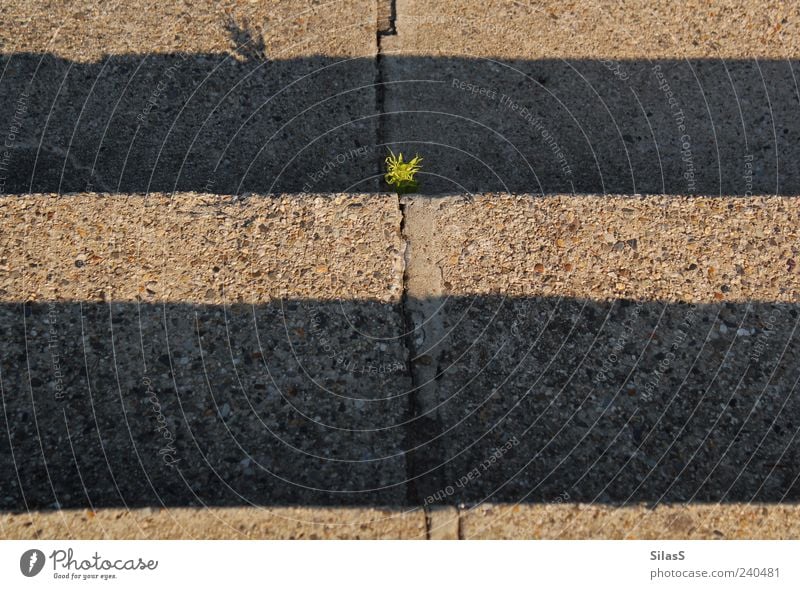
2,540,798,588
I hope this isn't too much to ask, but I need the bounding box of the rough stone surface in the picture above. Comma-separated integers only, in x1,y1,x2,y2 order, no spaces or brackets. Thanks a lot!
427,506,459,540
1,0,375,60
431,195,800,302
462,503,800,540
405,195,800,506
0,194,411,509
0,507,426,539
391,0,800,60
381,1,800,194
2,0,800,541
0,2,378,195
0,193,404,303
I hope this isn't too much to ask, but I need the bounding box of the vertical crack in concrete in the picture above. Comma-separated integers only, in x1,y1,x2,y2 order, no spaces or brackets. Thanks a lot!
377,0,460,539
376,0,422,510
375,0,393,188
398,198,422,511
376,0,397,36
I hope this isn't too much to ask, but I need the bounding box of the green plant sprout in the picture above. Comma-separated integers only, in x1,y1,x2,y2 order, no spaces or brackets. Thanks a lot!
384,149,422,194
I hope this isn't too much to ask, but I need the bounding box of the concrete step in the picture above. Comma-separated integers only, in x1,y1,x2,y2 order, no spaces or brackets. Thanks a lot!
380,1,800,194
5,503,800,539
0,193,797,519
0,507,427,540
4,2,800,196
0,193,409,509
461,503,800,540
401,194,800,506
0,1,380,195
2,1,800,540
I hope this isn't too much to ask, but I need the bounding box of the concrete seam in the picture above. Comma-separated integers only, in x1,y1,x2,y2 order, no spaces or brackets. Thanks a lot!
398,197,452,538
399,198,427,528
376,0,434,539
376,0,397,36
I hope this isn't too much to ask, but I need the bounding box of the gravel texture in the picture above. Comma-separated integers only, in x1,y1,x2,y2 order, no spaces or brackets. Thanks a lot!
431,195,800,302
391,0,800,60
0,1,379,195
2,0,800,540
462,503,800,540
1,0,375,59
0,193,411,509
0,193,404,303
381,1,800,194
0,507,426,540
403,195,800,506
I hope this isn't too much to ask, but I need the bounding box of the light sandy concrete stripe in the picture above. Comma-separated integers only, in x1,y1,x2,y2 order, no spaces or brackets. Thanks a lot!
461,503,800,539
0,0,376,60
4,504,798,539
6,1,797,62
0,193,405,303
423,195,799,303
0,507,426,540
392,0,800,59
4,194,796,305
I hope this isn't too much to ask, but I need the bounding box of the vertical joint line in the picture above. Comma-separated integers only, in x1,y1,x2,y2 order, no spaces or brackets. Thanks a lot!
374,1,428,526
377,0,397,38
399,198,423,509
375,0,393,179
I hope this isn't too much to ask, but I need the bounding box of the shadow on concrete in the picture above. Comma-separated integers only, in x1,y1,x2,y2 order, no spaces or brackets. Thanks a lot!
0,53,799,195
1,298,798,509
